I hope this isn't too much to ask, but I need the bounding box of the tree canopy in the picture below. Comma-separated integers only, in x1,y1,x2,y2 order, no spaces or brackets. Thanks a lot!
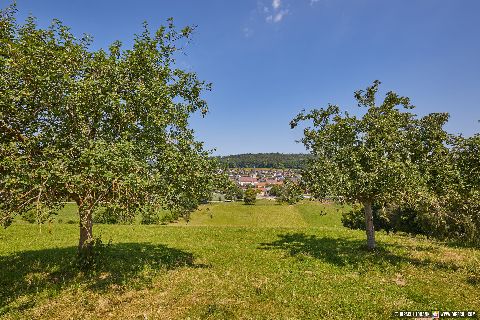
0,5,218,258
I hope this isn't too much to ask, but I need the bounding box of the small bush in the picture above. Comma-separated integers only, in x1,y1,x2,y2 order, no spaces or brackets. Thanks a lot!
341,203,428,235
276,180,304,205
93,208,119,224
341,205,367,230
140,206,161,225
244,188,258,205
159,211,181,224
21,207,55,224
268,185,282,197
211,193,225,202
21,211,37,224
93,207,134,224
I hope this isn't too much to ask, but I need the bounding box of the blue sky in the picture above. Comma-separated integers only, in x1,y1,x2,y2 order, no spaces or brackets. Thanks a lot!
4,0,480,155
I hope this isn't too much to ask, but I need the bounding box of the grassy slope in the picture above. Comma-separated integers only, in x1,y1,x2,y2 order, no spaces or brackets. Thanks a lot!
175,200,346,228
1,201,479,319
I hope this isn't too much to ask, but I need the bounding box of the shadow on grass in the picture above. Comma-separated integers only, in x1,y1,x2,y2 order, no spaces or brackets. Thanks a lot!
0,242,205,314
259,233,460,270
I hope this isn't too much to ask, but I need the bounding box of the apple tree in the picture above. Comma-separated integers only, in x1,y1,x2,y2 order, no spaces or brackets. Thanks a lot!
291,81,449,250
0,5,217,259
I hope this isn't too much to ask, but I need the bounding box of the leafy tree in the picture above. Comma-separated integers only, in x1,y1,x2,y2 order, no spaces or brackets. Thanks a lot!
434,134,480,244
244,187,258,205
291,80,449,250
268,184,282,197
0,5,217,260
224,182,243,202
341,133,480,246
276,180,303,205
210,170,243,202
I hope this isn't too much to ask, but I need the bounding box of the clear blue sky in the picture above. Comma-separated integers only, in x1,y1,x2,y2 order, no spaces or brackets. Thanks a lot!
4,0,480,155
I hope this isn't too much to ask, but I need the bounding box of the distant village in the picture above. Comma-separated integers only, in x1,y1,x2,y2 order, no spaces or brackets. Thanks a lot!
226,168,302,197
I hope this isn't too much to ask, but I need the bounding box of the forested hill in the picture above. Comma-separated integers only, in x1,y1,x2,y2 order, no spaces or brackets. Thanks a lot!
215,153,312,169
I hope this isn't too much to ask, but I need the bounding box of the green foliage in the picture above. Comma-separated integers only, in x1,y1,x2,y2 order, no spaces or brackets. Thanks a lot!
0,5,218,250
21,207,56,224
140,206,181,224
159,211,182,224
210,193,225,202
268,184,282,197
244,188,258,205
449,134,480,244
276,180,304,205
336,116,480,245
341,205,367,230
421,134,480,245
216,153,312,169
213,174,243,201
140,206,161,225
291,80,452,248
92,209,119,225
92,207,135,225
229,186,244,202
341,203,428,235
139,205,178,225
291,80,441,205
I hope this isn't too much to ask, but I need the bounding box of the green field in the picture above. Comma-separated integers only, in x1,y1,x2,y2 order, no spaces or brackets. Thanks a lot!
1,201,479,319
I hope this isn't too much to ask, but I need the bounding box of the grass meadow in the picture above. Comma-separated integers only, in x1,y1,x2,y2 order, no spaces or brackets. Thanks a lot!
1,200,479,319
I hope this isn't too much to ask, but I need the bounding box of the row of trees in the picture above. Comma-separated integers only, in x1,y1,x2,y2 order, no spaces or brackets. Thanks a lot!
241,180,304,205
292,81,480,249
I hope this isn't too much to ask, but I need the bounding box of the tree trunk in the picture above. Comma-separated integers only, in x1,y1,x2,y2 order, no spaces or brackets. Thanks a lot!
364,201,376,250
77,200,93,256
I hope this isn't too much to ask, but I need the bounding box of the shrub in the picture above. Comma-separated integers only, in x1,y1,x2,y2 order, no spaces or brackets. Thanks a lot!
159,211,181,224
268,185,282,197
276,180,304,205
21,208,55,224
93,207,134,224
21,211,37,224
140,206,162,225
341,204,367,230
341,203,427,235
244,188,258,205
225,185,243,202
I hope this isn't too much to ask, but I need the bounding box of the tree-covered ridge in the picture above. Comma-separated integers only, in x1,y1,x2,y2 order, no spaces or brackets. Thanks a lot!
215,153,313,169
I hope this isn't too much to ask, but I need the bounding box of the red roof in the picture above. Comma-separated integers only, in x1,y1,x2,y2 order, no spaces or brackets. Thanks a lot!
266,179,282,185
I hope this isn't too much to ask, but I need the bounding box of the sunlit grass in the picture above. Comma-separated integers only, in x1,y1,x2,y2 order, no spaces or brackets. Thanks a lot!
1,201,479,319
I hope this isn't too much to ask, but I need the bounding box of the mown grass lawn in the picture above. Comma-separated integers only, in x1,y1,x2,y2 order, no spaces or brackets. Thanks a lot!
1,201,479,319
